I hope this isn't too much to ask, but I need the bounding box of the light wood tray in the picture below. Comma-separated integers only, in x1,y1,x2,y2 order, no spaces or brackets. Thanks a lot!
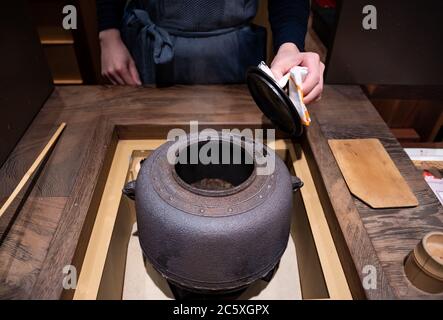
329,139,418,209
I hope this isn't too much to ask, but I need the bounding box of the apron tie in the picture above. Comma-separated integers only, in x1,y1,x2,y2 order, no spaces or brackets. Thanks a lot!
128,9,174,65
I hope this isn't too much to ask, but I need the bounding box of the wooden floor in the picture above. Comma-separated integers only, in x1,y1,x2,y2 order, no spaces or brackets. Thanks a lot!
0,85,442,299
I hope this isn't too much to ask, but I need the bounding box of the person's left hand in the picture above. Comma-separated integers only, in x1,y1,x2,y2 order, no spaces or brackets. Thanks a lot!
270,42,325,104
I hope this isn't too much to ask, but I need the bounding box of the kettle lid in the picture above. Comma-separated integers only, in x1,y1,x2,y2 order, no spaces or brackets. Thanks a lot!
246,66,303,137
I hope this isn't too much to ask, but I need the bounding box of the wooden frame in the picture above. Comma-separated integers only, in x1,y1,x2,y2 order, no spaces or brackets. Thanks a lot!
2,85,441,300
74,140,164,299
73,139,351,300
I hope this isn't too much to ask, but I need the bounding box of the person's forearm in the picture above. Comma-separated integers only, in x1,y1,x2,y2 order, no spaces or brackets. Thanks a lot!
99,28,121,43
268,0,310,52
99,28,141,85
96,0,126,32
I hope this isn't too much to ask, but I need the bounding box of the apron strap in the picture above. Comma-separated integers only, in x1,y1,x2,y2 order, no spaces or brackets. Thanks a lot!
131,9,174,65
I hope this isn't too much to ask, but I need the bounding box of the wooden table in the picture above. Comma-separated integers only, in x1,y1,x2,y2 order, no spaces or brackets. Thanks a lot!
0,85,442,299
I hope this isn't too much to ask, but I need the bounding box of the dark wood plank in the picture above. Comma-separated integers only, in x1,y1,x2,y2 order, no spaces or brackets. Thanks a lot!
303,118,395,299
308,85,443,299
0,197,67,299
30,117,115,299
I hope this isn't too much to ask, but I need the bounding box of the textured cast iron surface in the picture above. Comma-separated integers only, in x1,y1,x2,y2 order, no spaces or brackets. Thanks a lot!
133,134,294,291
150,143,277,217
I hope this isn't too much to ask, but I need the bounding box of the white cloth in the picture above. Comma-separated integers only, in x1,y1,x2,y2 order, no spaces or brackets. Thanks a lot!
258,62,311,126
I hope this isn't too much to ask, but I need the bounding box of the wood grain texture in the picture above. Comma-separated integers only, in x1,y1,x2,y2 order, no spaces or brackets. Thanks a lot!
302,117,394,300
0,123,66,219
328,139,418,208
0,85,441,299
31,117,115,299
287,142,352,299
306,86,443,299
0,197,67,299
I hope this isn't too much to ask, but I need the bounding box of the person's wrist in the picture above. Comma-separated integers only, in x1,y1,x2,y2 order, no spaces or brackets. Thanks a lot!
99,29,122,44
278,42,301,54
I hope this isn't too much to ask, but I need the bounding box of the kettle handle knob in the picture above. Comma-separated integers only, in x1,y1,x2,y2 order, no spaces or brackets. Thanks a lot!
122,180,136,200
291,176,303,191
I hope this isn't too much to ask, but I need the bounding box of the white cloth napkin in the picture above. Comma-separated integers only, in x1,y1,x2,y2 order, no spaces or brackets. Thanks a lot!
258,62,311,126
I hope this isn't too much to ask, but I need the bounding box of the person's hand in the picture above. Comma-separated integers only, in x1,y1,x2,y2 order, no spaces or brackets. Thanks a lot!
99,29,141,85
270,43,325,104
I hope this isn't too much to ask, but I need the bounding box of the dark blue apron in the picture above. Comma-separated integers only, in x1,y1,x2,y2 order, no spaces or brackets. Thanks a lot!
120,0,266,84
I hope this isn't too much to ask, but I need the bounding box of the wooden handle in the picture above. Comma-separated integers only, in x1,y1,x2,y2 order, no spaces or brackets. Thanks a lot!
0,123,66,218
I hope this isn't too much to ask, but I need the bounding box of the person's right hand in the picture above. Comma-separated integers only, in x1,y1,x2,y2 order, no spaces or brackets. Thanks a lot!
99,29,141,85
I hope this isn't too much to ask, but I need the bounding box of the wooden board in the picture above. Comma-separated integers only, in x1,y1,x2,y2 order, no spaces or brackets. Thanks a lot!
328,139,418,209
286,142,352,299
306,86,443,299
